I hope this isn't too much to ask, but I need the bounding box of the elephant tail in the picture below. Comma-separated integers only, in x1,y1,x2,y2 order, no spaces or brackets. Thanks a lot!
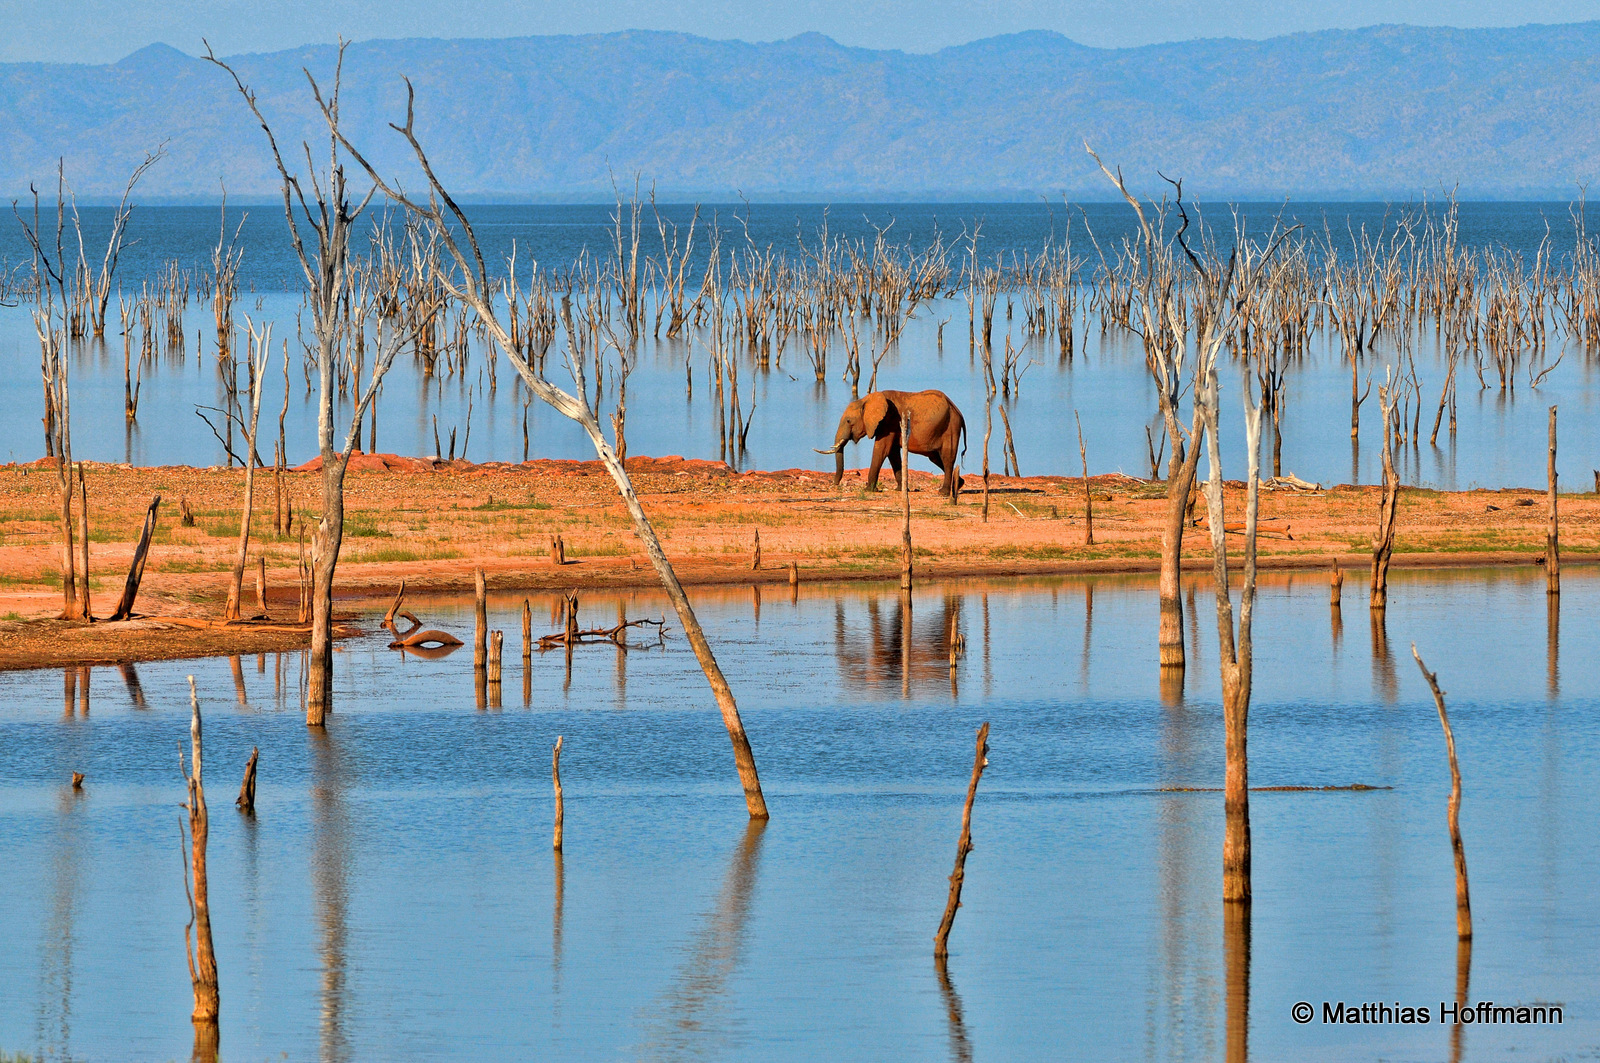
958,420,968,468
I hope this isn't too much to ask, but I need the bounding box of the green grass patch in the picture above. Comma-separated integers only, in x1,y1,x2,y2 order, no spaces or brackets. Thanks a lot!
346,544,463,564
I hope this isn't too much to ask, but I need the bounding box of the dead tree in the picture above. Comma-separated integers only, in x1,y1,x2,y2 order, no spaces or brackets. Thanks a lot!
17,172,85,619
1547,405,1560,596
224,320,272,621
1088,149,1207,672
1182,211,1288,907
1075,411,1093,546
208,44,404,725
1412,647,1472,939
333,84,770,818
1370,376,1401,612
900,412,914,590
934,722,990,958
552,735,565,851
236,747,258,815
181,676,220,1024
110,495,161,620
89,147,166,339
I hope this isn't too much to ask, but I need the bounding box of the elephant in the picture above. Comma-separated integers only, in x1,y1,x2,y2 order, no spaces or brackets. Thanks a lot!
815,389,966,500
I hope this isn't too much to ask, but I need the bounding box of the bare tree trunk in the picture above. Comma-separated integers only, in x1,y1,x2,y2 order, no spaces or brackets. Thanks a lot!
934,722,990,959
1370,386,1400,612
77,465,91,620
235,747,258,814
1159,435,1204,667
552,735,564,851
473,567,488,669
335,95,769,817
111,495,161,621
183,677,220,1024
226,325,270,621
1412,647,1472,939
1547,405,1559,596
1075,412,1093,546
901,413,913,591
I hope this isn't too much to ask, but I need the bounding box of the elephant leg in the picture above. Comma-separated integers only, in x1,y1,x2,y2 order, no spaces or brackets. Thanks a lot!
923,449,952,498
885,440,904,489
867,436,893,491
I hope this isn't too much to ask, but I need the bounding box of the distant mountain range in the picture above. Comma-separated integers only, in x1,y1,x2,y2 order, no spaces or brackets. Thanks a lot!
2,24,1598,201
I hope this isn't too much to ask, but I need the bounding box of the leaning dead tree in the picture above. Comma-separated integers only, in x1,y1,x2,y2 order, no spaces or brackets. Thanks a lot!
1412,646,1472,940
332,81,770,817
208,43,405,724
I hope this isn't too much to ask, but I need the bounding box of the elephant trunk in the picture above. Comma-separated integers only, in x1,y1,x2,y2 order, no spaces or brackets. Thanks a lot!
815,424,852,484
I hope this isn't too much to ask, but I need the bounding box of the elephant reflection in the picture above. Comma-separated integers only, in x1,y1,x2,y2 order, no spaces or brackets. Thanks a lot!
834,593,964,689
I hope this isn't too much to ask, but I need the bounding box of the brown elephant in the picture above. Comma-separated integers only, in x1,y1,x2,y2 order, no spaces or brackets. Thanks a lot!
815,389,966,500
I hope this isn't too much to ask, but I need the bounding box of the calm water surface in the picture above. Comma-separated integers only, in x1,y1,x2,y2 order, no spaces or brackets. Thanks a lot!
1,568,1597,1061
2,202,1597,489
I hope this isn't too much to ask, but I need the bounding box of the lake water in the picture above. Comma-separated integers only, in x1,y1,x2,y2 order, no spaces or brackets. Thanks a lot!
1,568,1596,1061
1,202,1597,489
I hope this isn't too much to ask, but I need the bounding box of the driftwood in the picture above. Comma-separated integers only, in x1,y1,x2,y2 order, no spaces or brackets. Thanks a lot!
537,617,665,650
381,582,463,650
536,591,664,649
1201,517,1295,541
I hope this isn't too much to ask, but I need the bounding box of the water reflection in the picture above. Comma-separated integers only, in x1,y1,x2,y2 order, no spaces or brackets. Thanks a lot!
119,661,148,708
309,730,351,1063
1546,593,1559,700
833,593,964,693
637,820,766,1060
1369,610,1397,704
34,787,82,1060
1223,906,1250,1063
934,957,973,1063
1450,938,1472,1063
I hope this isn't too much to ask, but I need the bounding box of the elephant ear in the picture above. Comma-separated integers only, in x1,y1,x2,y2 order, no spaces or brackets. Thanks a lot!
862,392,894,437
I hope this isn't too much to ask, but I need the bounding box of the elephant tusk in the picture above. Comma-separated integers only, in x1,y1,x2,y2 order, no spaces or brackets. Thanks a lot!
813,445,845,454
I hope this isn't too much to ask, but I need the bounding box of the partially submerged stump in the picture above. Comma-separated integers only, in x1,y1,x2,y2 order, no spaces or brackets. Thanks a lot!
935,722,990,959
235,747,258,815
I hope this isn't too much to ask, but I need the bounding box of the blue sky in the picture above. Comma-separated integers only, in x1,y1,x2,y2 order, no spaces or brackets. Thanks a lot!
5,0,1599,63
